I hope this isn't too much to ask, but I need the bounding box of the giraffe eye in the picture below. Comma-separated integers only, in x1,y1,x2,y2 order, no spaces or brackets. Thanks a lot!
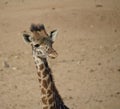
34,44,40,48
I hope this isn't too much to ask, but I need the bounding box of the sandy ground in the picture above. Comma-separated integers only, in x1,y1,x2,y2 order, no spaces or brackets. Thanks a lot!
0,0,120,109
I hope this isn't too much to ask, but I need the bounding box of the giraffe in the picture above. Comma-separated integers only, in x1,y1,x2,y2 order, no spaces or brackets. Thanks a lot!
22,24,69,109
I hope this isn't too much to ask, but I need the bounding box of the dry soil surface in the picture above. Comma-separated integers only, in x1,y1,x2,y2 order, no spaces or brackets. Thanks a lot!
0,0,120,109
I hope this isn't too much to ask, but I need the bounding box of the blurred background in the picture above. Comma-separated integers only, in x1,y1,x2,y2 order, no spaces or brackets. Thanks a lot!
0,0,120,109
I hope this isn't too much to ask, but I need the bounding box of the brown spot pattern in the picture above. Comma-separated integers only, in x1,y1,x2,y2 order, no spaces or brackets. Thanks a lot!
42,80,48,89
37,72,41,77
42,97,47,105
43,106,48,109
41,88,46,94
50,106,54,109
36,66,38,69
43,69,48,78
38,78,41,83
47,77,51,84
49,97,54,104
40,64,44,70
39,85,41,88
47,90,52,97
49,83,53,90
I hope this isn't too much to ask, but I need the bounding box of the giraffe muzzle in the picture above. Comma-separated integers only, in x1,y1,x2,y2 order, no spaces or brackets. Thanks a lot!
48,51,58,59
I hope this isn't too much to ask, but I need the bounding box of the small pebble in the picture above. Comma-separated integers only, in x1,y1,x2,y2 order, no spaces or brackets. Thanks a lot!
69,96,73,99
14,85,18,89
4,1,8,5
96,4,103,8
118,69,120,72
98,62,102,66
52,7,55,10
77,61,80,65
90,25,94,28
12,67,17,70
99,45,103,49
90,69,95,72
114,29,117,32
14,55,19,59
3,61,10,68
0,69,3,71
116,92,120,95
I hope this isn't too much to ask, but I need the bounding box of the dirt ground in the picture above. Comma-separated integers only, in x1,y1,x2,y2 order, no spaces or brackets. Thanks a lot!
0,0,120,109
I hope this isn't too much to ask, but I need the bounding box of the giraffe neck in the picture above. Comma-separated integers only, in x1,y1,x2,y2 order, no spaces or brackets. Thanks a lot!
33,56,68,109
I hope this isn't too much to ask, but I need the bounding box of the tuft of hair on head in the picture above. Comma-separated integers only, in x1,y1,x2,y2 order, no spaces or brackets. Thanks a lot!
30,23,38,32
30,23,46,32
37,24,45,31
30,23,48,38
37,24,48,37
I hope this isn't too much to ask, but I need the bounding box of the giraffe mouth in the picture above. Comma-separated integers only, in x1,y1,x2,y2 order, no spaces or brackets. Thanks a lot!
48,52,58,59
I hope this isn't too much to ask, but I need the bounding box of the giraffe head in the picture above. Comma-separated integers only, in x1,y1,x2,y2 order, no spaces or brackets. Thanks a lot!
22,24,58,59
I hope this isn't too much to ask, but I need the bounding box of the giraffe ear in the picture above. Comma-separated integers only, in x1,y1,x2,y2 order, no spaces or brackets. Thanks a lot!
22,32,32,44
50,30,58,42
